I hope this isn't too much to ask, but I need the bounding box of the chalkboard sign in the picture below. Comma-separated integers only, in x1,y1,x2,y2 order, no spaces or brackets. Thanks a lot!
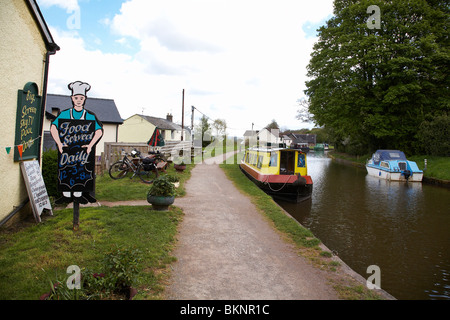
57,119,96,192
20,160,53,223
14,82,42,162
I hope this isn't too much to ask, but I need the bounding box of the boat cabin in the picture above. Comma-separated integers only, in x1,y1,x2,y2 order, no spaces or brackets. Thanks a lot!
243,147,307,176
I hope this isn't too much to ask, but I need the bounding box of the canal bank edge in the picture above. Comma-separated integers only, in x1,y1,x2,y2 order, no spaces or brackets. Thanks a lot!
272,200,396,300
327,152,450,188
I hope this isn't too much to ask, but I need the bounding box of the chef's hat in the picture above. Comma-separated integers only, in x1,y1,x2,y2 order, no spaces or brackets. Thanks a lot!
68,81,91,96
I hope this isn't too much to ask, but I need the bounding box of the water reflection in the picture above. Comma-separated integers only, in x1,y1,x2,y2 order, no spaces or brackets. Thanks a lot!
277,152,450,300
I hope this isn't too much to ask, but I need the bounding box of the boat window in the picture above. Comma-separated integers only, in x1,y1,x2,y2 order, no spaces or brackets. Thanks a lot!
269,152,278,167
380,161,390,168
245,152,249,163
297,153,306,168
257,155,263,169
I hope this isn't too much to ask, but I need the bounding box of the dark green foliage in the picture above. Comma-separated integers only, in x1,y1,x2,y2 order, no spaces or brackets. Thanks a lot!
103,245,143,291
305,0,449,155
417,114,450,156
41,149,59,197
148,175,176,197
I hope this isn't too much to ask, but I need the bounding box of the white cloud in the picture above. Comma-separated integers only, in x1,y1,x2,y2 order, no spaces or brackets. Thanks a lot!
38,0,79,12
45,0,334,135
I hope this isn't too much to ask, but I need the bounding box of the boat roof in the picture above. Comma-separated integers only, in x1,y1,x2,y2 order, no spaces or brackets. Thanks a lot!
247,147,300,152
372,150,407,161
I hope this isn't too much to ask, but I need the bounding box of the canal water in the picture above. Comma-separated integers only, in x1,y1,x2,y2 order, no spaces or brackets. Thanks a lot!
276,152,450,300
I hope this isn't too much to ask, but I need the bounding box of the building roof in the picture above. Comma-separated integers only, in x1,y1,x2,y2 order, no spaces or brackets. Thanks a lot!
133,114,190,133
26,0,60,52
243,130,259,137
289,133,316,144
45,94,123,124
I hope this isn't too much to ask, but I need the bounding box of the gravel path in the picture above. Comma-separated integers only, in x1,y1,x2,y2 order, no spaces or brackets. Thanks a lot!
165,153,339,300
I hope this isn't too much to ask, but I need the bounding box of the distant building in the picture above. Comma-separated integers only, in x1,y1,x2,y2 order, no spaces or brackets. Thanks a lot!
0,0,59,226
242,128,282,147
257,128,281,145
243,130,259,146
288,133,316,147
119,113,191,143
43,94,123,156
281,135,292,146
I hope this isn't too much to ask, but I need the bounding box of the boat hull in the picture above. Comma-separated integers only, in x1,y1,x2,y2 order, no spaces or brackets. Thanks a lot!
366,165,423,182
240,161,312,202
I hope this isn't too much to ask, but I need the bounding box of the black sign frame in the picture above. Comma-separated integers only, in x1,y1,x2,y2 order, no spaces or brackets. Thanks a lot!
56,119,96,193
14,82,42,161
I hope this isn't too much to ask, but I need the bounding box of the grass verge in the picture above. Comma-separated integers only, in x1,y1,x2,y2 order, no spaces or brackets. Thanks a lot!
95,162,194,201
0,206,182,300
0,162,194,300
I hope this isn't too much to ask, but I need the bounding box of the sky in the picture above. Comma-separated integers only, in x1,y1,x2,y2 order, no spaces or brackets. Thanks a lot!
38,0,334,137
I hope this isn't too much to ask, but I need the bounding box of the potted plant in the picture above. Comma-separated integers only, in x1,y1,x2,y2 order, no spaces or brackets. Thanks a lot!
173,156,187,172
166,174,180,188
147,175,176,211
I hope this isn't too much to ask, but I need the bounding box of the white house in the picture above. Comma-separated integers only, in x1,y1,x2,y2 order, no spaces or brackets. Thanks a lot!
118,113,191,143
257,128,280,145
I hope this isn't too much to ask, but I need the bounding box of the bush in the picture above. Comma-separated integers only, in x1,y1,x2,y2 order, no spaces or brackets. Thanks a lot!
103,245,142,294
148,175,176,197
41,149,59,197
42,246,143,300
417,114,450,156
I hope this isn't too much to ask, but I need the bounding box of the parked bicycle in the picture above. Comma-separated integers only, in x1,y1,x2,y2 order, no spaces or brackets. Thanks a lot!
148,150,169,171
109,149,159,184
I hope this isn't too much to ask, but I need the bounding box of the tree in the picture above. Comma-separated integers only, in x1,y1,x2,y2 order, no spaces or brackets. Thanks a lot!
212,119,227,139
296,98,313,123
305,0,449,155
417,113,450,156
265,119,279,130
195,115,212,148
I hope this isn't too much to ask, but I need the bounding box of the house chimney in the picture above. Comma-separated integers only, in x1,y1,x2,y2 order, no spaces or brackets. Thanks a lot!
166,113,173,122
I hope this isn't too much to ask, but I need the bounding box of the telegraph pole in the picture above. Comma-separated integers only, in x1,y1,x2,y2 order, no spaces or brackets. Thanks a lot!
191,106,195,142
181,89,184,141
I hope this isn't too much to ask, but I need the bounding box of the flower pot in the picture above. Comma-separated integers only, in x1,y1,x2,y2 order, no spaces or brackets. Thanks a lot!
174,164,186,172
147,195,175,211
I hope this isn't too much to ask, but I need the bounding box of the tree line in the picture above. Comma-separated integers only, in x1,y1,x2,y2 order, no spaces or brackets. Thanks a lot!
303,0,449,156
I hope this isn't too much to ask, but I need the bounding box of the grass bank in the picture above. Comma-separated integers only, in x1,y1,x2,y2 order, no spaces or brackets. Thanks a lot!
0,163,194,300
0,206,182,300
219,153,384,300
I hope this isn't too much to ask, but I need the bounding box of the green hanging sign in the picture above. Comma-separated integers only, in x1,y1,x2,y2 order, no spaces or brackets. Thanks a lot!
14,82,42,162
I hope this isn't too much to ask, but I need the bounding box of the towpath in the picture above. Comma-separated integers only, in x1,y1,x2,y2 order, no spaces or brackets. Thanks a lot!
165,152,339,300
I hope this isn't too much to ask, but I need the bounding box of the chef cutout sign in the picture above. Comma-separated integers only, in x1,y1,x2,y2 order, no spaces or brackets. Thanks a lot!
50,81,103,205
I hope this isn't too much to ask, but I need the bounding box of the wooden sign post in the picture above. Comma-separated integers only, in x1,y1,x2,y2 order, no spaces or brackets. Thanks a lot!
50,81,103,230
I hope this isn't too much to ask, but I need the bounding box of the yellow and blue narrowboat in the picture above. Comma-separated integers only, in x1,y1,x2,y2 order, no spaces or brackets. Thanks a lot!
240,147,313,202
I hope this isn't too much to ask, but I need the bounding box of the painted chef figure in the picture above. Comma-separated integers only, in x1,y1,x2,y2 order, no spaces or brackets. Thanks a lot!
50,81,103,204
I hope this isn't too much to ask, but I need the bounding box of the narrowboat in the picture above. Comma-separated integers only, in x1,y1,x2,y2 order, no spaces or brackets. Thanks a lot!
314,143,324,151
240,147,313,202
366,150,423,182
